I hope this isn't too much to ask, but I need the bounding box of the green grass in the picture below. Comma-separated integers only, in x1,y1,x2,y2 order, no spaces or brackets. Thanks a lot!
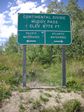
63,99,81,112
32,99,42,109
0,53,22,89
0,81,11,102
40,95,49,103
40,107,62,112
26,60,84,91
26,62,62,86
0,53,84,91
40,99,84,112
43,92,52,97
19,103,25,112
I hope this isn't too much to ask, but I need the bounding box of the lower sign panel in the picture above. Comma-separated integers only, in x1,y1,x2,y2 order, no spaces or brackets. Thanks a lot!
18,31,71,45
46,31,71,45
18,31,45,44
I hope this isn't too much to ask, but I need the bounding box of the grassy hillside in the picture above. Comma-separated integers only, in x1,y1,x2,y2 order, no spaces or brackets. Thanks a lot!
0,53,84,89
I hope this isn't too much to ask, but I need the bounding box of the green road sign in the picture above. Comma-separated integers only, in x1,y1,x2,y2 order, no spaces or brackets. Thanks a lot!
18,13,71,45
46,31,71,45
18,31,45,44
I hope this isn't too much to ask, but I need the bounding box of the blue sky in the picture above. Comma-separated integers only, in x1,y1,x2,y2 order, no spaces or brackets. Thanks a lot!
0,0,84,40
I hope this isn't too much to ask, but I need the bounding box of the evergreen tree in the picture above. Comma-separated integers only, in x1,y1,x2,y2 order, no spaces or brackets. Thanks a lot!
47,0,65,14
66,0,84,58
67,0,83,35
5,34,18,53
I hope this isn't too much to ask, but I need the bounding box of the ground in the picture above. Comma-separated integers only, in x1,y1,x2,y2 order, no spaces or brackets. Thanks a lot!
0,87,84,112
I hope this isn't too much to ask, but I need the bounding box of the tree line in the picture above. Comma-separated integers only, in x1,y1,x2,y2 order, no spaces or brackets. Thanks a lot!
1,0,84,64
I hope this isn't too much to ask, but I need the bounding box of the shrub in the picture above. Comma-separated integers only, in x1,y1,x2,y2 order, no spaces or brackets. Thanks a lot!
66,80,83,91
41,107,62,112
40,95,49,103
32,99,42,109
8,75,21,86
0,64,9,71
19,103,25,112
8,71,22,87
63,99,81,112
0,81,11,102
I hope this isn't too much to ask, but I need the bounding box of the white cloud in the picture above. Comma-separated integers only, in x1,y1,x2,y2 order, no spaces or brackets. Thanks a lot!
0,13,16,38
17,2,37,13
0,25,17,38
0,14,5,26
57,0,61,2
0,1,47,39
18,2,47,13
16,0,23,5
41,0,47,3
8,2,12,8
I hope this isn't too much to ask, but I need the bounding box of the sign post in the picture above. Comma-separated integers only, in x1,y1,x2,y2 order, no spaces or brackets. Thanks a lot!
62,46,66,87
23,45,26,87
